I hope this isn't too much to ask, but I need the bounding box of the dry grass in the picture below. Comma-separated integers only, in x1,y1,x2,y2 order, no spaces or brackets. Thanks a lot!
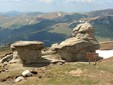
99,41,113,50
10,60,113,85
0,46,113,85
0,60,113,85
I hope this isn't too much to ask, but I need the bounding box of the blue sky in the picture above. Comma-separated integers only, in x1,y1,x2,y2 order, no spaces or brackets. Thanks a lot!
0,0,113,12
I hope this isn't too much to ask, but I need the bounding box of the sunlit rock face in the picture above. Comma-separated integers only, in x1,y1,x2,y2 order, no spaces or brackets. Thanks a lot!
11,41,44,65
46,22,100,61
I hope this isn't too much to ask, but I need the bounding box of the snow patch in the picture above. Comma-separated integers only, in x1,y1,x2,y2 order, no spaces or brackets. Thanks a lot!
96,50,113,59
58,13,61,17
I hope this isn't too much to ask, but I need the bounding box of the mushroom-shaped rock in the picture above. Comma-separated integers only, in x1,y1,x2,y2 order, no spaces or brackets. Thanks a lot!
10,41,44,66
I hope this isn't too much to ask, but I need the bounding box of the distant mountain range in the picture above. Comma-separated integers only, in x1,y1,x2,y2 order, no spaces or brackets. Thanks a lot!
0,11,43,17
0,9,113,46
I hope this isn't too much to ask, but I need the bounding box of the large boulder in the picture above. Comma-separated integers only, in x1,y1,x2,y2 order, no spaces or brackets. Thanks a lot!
44,22,100,61
10,41,44,66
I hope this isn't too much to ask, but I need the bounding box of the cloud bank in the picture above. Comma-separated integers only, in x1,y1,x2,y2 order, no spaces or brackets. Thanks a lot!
0,0,22,2
39,0,53,4
0,0,113,12
65,0,94,3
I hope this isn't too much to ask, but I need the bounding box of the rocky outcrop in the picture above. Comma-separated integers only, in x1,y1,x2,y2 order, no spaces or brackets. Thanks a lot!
0,53,13,63
9,47,20,63
10,41,44,66
43,22,100,61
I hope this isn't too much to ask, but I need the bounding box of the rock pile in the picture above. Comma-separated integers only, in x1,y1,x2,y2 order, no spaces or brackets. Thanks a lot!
43,22,100,61
14,70,37,83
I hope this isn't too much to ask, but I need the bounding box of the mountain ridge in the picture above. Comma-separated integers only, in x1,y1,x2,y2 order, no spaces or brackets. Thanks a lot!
0,9,113,46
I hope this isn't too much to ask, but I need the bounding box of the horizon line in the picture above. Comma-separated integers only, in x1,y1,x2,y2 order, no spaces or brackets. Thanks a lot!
0,8,113,13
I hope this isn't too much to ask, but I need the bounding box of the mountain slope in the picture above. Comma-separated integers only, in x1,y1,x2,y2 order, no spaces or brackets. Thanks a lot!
90,16,113,41
87,9,113,17
0,9,113,46
0,19,67,46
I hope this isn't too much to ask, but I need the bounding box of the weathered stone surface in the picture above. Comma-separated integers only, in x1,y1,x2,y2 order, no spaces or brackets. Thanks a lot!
0,53,13,63
43,22,100,61
12,50,19,60
22,70,33,77
9,50,20,63
14,76,24,83
10,41,44,65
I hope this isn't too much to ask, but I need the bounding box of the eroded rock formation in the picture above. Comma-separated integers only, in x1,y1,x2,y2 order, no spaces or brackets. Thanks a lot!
43,22,100,61
10,41,44,65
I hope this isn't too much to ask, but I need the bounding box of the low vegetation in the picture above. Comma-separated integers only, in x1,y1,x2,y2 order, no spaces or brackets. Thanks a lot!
0,58,113,85
3,60,111,85
0,43,113,85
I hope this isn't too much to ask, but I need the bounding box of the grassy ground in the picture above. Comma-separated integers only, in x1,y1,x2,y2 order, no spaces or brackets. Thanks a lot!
0,46,113,85
0,60,113,85
12,60,113,85
49,23,72,36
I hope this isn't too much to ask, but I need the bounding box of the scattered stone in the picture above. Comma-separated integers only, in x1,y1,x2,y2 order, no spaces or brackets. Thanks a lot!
14,76,24,83
22,70,33,77
0,54,13,63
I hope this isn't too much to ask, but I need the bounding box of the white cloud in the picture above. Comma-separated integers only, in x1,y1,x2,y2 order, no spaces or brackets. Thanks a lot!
65,0,94,3
82,0,93,2
39,0,53,4
0,0,22,2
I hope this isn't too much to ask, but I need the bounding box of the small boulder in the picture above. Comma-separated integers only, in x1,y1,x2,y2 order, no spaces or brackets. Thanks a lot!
14,76,24,82
22,70,33,77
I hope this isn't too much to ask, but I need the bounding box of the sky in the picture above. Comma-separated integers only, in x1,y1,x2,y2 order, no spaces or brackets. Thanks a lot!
0,0,113,12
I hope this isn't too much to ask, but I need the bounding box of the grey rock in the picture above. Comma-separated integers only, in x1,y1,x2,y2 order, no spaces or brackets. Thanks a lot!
44,22,100,61
10,41,44,66
22,70,33,77
0,54,13,63
14,76,24,82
